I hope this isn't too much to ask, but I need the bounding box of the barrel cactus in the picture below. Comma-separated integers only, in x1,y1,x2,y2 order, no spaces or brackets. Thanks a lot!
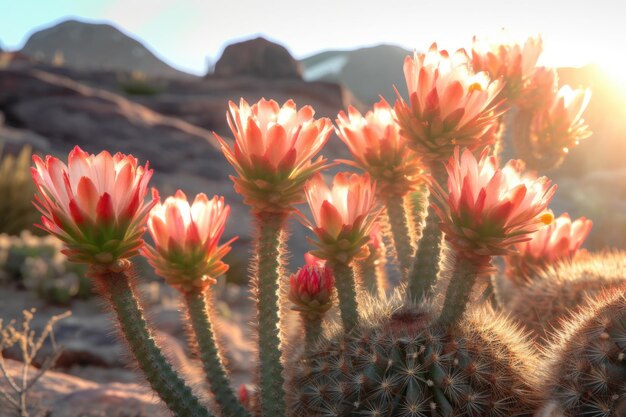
505,251,626,339
539,287,626,417
286,296,541,416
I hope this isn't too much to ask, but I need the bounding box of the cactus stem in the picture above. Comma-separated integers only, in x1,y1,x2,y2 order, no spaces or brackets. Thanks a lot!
407,163,447,301
95,270,212,417
302,314,323,349
355,248,381,296
383,194,414,280
329,260,359,333
254,213,287,417
438,254,491,327
184,288,249,417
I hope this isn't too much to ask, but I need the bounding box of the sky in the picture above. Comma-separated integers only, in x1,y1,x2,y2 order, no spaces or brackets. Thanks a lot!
1,0,625,78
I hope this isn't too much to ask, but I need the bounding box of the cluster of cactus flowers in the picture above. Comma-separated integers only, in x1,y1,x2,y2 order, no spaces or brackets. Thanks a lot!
28,33,626,417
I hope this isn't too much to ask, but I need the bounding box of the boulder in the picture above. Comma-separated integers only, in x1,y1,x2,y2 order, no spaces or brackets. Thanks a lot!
213,37,302,79
0,68,229,182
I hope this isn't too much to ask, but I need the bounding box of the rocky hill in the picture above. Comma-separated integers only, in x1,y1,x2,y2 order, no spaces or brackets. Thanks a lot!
301,44,411,104
20,19,192,79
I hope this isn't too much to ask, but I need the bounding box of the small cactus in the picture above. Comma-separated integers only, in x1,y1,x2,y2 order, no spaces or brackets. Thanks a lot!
539,287,626,417
286,295,541,416
505,251,626,340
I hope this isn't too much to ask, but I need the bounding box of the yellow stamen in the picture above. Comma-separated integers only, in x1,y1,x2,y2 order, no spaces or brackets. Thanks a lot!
468,82,483,93
539,212,554,225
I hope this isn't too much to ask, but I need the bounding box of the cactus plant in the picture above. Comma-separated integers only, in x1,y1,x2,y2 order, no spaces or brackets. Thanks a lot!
505,251,626,340
0,146,40,235
22,33,613,417
538,287,626,417
286,297,541,416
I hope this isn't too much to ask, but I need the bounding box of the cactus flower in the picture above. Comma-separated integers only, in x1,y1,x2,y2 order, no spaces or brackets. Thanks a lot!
394,43,503,162
31,146,157,268
303,172,379,263
506,212,592,283
431,148,556,259
471,34,543,100
336,99,422,198
288,260,335,320
530,85,592,156
214,98,333,214
517,66,559,111
141,190,235,291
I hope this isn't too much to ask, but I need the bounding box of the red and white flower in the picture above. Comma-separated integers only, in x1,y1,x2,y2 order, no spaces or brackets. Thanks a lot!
431,148,556,259
506,212,592,283
471,34,543,100
31,146,157,267
394,43,503,162
303,172,379,263
336,99,422,197
530,85,592,156
288,257,335,319
141,190,235,291
214,98,333,214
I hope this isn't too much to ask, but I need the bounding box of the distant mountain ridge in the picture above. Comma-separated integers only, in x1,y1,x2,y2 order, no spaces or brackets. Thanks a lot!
301,44,412,105
20,20,193,79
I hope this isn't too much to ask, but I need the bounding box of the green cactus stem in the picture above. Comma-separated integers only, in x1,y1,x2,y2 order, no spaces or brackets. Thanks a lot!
95,270,212,417
184,289,249,417
407,162,448,301
329,260,359,333
438,254,492,327
254,213,287,417
383,194,414,280
302,314,323,349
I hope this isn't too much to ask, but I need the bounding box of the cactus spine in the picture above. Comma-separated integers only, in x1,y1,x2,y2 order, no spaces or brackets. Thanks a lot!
383,195,414,279
95,270,212,417
540,287,626,416
505,252,626,340
407,163,447,300
184,289,249,417
254,213,288,416
329,260,359,333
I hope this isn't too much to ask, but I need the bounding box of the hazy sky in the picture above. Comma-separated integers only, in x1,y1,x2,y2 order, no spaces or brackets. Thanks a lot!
1,0,625,76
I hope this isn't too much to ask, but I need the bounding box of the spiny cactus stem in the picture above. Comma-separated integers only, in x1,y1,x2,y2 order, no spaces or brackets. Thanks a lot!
301,314,323,349
254,212,287,417
329,260,359,333
438,254,491,327
383,194,414,280
495,107,516,165
407,162,448,301
95,270,212,417
355,250,379,296
184,288,250,417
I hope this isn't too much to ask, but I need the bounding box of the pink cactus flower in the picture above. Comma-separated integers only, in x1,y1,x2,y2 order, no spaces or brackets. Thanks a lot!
214,98,333,214
530,85,592,156
394,43,503,162
471,34,543,100
31,146,157,267
288,259,335,319
303,172,379,263
141,190,235,291
336,98,422,197
431,148,556,259
517,66,559,111
506,212,592,284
